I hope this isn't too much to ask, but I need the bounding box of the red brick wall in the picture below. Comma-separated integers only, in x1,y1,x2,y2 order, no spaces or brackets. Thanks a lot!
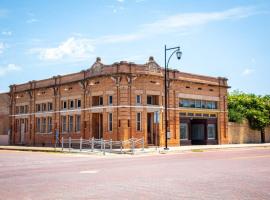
9,58,229,146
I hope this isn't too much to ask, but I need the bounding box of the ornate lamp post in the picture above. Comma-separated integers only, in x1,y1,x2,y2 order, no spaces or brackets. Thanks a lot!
164,45,182,150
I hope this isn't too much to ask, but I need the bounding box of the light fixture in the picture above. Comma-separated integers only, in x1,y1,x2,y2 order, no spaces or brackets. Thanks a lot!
176,50,182,60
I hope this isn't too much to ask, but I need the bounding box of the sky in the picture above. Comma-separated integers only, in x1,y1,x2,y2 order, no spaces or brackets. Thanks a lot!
0,0,270,94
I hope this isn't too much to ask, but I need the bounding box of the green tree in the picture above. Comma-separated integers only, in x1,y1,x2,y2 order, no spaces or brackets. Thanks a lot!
228,91,270,143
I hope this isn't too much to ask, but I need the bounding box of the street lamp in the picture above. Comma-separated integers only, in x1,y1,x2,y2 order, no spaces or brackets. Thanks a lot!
164,45,182,150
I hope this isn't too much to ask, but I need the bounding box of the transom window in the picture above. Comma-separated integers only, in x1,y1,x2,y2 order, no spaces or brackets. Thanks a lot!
179,99,217,109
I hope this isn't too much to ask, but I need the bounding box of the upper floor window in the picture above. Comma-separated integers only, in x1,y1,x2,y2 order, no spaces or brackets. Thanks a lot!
36,104,41,112
179,99,217,110
62,101,67,110
77,99,81,108
48,102,53,111
42,103,47,111
136,95,141,104
108,95,113,105
147,95,159,105
69,100,74,109
92,96,103,106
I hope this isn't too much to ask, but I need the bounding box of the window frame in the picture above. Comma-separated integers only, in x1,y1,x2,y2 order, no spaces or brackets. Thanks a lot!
136,95,141,104
108,95,113,105
180,123,189,140
136,112,142,131
75,115,81,132
108,112,113,132
207,124,216,139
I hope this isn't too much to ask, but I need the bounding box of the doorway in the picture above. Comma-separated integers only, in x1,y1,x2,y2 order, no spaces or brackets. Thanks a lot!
147,113,156,145
20,121,25,144
191,119,206,145
92,113,103,139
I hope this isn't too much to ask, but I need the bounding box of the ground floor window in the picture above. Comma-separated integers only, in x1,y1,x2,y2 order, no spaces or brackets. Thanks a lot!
136,112,141,131
207,124,216,139
47,117,52,133
41,118,46,133
61,116,67,132
36,118,40,133
180,123,188,140
75,115,81,132
108,113,113,132
68,116,73,132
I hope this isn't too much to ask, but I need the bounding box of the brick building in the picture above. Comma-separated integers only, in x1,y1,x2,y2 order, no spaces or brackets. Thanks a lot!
0,93,9,135
8,57,229,146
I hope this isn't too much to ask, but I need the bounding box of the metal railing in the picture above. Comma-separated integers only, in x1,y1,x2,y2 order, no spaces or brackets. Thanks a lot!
61,137,144,155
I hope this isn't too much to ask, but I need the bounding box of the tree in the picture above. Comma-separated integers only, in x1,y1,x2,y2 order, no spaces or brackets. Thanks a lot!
228,91,270,143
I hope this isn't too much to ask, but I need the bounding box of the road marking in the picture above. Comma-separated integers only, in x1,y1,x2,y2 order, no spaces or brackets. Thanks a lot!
79,170,99,174
230,155,270,160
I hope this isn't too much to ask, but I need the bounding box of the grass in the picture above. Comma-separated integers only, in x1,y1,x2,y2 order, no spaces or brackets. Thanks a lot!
191,149,204,152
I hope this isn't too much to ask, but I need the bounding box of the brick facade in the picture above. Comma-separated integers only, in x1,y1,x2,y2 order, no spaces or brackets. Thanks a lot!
8,57,229,146
0,93,9,136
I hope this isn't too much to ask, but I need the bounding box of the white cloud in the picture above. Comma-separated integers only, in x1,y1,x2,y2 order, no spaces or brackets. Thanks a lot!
0,64,21,76
142,7,257,34
242,68,254,76
30,6,260,61
1,31,12,36
26,18,38,23
0,42,5,54
32,37,95,60
102,6,259,43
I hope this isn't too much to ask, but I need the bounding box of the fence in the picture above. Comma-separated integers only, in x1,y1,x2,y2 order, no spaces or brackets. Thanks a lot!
60,137,144,155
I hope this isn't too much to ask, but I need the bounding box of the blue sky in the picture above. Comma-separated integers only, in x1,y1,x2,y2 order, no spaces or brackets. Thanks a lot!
0,0,269,94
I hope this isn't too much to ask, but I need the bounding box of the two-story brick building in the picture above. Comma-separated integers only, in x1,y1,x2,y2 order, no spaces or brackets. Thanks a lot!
8,57,229,147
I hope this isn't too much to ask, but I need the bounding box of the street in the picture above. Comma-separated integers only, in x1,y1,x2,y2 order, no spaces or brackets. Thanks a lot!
0,148,270,200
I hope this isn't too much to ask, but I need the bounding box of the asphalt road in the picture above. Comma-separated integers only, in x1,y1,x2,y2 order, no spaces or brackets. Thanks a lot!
0,148,270,200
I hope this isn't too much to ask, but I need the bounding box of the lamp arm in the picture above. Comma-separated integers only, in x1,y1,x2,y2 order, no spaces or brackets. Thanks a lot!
166,48,179,68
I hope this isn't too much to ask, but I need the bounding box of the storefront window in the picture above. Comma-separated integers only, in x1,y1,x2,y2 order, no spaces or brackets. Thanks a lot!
207,124,216,139
180,123,188,140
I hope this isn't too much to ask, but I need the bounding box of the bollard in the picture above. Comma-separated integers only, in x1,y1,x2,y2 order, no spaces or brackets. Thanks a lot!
91,137,94,152
120,140,123,154
61,137,64,151
110,139,112,153
103,140,106,155
68,137,71,151
132,137,135,155
101,138,103,152
80,137,82,151
142,137,144,151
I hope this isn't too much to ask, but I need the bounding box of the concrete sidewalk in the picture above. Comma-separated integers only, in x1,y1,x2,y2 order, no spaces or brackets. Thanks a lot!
1,143,270,155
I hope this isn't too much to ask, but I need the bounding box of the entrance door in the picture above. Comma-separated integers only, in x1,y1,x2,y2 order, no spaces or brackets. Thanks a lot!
191,120,206,145
147,113,154,145
20,122,25,144
92,113,103,139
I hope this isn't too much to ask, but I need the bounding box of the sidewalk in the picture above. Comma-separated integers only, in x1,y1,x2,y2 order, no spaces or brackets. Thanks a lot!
0,143,270,155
